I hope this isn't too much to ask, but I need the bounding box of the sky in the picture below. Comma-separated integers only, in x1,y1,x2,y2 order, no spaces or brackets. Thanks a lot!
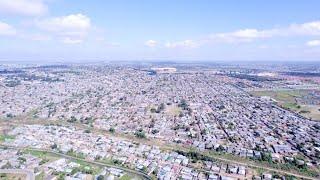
0,0,320,62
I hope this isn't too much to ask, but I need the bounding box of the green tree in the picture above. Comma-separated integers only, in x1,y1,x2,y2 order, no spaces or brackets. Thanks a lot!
97,175,104,180
135,129,146,138
51,143,58,149
84,129,91,133
109,127,115,133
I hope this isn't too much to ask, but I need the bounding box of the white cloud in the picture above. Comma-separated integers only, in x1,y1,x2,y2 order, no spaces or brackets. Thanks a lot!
36,14,91,32
216,29,270,39
210,28,277,43
207,20,320,44
145,40,157,47
165,40,197,48
160,20,320,48
0,21,16,36
230,29,265,38
0,0,48,16
290,21,320,36
306,40,320,47
35,14,91,44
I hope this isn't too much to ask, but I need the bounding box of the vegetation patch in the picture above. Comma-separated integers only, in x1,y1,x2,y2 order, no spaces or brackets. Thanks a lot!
0,135,15,142
251,90,320,120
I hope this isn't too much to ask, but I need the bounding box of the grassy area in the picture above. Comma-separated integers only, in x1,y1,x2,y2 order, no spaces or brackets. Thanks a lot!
298,105,320,120
98,158,114,165
35,171,45,180
166,105,182,116
97,157,133,170
0,135,15,142
251,90,304,104
24,149,48,157
0,173,26,180
251,89,320,120
282,102,301,110
24,149,59,161
25,149,101,176
119,174,134,180
70,163,101,175
66,150,86,159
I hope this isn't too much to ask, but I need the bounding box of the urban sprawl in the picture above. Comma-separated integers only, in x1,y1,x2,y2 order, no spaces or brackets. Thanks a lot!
0,63,319,180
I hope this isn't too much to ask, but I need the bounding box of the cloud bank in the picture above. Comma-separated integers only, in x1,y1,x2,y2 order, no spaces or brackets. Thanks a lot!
0,21,16,36
0,0,48,16
35,14,92,44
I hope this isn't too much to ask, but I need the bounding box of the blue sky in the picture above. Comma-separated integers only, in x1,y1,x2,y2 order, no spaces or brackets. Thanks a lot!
0,0,320,62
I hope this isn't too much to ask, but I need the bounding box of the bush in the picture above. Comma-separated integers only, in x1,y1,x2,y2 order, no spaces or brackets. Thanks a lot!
135,129,146,138
109,127,115,133
84,129,91,133
97,175,104,180
151,129,159,134
51,143,58,149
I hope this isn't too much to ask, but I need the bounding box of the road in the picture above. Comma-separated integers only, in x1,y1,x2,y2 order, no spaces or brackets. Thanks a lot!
0,145,152,180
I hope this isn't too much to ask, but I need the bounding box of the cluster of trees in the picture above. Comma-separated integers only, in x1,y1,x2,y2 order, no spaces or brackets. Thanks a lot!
18,157,26,163
67,116,94,125
178,99,192,115
84,129,91,133
39,158,49,165
5,80,21,87
150,103,165,113
6,113,14,118
51,143,58,149
52,171,65,180
109,127,115,133
176,150,213,163
67,149,85,159
135,129,146,138
97,175,104,180
70,166,94,175
67,116,77,123
261,152,272,163
258,152,318,177
151,129,159,134
80,117,94,125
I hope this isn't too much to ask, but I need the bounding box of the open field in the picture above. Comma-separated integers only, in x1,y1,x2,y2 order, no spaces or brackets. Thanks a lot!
251,90,320,121
166,105,182,116
0,173,26,180
299,105,320,120
0,135,15,142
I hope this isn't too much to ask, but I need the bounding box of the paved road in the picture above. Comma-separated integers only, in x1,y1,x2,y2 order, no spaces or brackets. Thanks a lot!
0,145,152,180
0,169,35,180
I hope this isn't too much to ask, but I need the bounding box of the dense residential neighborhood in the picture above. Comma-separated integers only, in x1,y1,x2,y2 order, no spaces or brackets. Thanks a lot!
0,63,320,179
